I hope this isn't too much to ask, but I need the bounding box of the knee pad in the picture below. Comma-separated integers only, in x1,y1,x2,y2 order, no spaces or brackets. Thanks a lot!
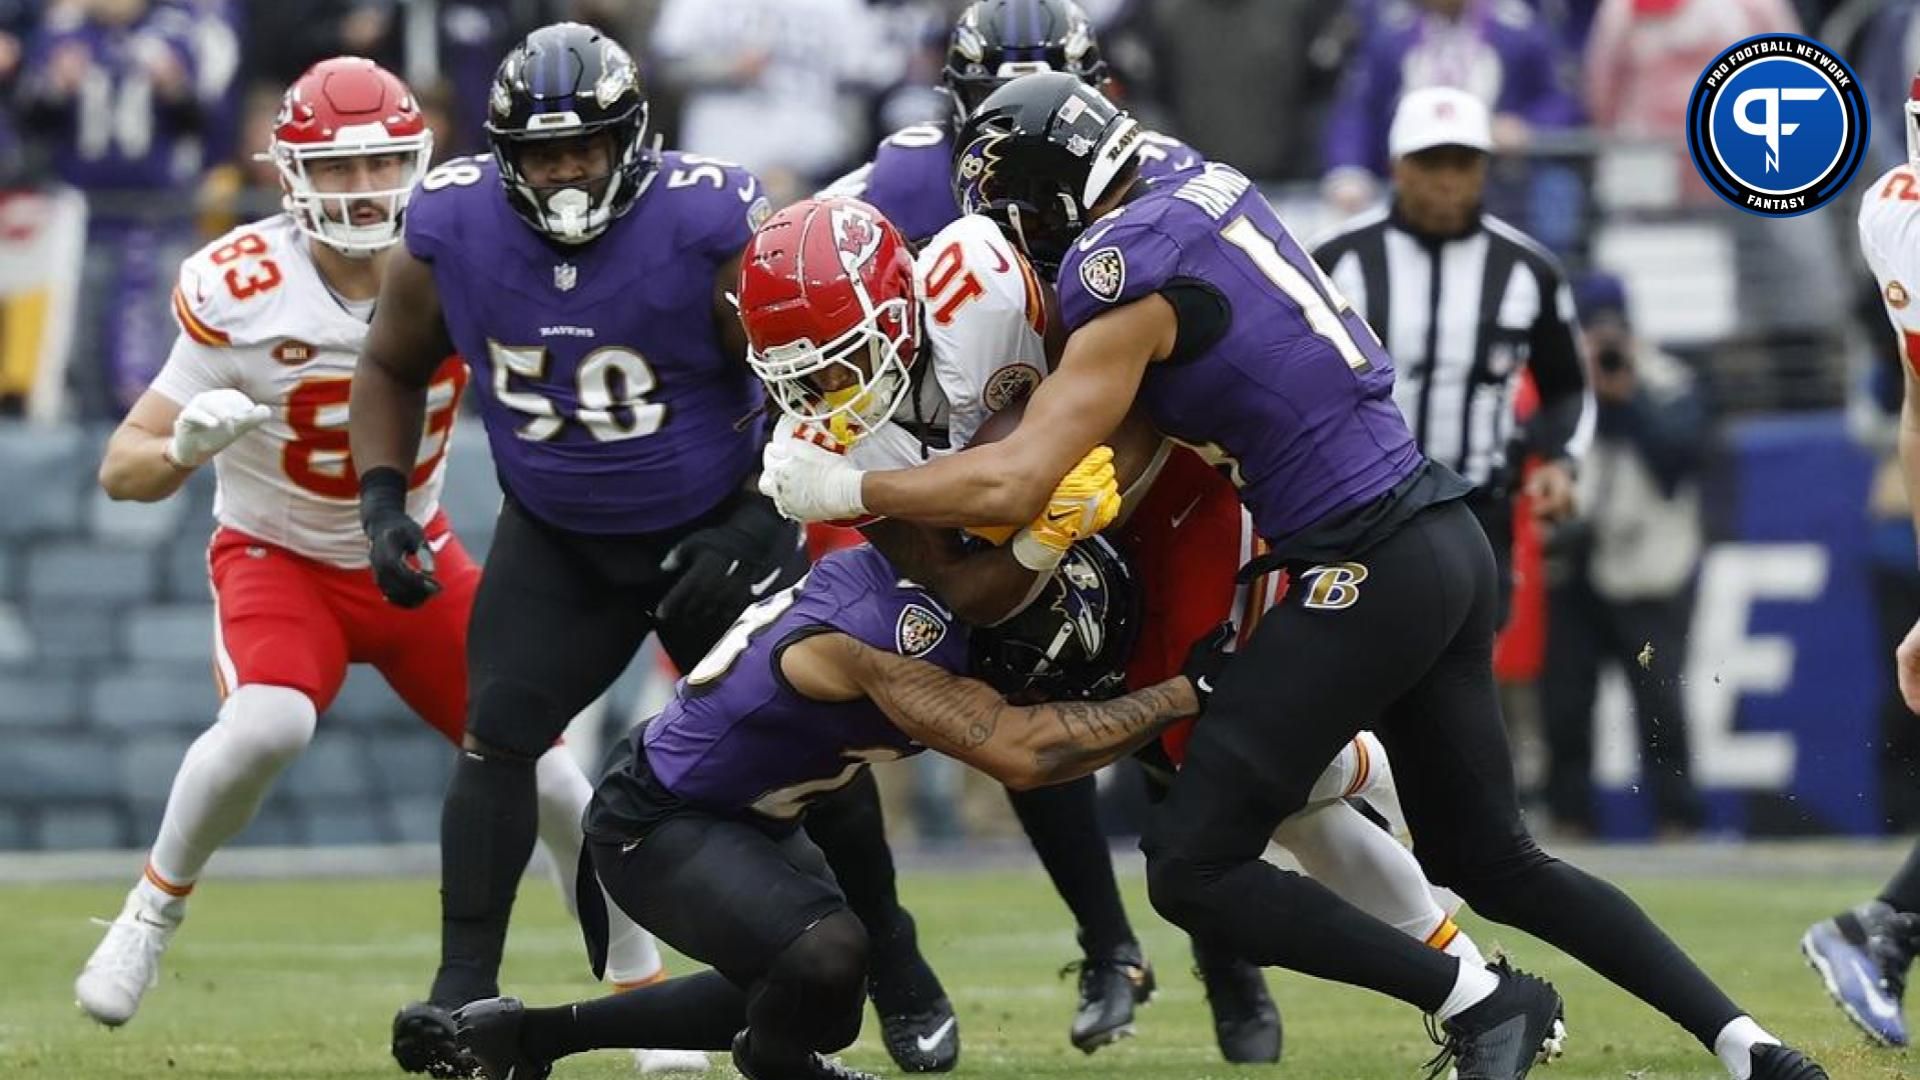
466,676,572,760
220,684,318,767
768,910,868,1052
1146,853,1217,931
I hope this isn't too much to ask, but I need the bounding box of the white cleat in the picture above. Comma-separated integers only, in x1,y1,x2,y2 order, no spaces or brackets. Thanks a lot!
74,893,179,1027
635,1048,710,1074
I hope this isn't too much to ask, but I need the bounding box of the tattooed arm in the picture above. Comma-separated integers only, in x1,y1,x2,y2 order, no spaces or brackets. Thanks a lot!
779,631,1196,790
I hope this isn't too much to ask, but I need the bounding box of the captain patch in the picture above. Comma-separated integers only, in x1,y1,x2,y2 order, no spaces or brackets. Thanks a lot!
983,364,1040,412
1890,280,1911,311
895,604,947,657
1079,246,1126,304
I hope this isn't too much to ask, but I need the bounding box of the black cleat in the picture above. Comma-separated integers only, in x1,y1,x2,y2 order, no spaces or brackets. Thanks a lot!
392,1001,480,1078
1192,938,1281,1064
1425,963,1566,1080
867,910,959,1072
450,997,550,1080
732,1030,880,1080
1748,1044,1829,1080
1063,938,1155,1053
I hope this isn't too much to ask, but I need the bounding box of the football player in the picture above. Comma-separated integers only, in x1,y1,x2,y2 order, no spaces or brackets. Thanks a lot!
823,0,1198,245
812,0,1218,1059
344,24,807,1075
76,58,692,1071
1800,99,1920,1049
449,535,1227,1080
745,194,1491,1066
760,74,1829,1080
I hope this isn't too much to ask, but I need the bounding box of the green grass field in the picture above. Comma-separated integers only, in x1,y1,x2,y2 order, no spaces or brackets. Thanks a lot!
0,867,1911,1079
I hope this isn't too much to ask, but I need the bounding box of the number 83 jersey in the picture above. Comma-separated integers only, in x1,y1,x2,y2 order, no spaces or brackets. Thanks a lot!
406,153,771,534
153,214,467,569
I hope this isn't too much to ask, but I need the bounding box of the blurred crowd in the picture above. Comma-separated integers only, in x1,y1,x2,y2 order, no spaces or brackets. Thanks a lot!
0,0,1918,843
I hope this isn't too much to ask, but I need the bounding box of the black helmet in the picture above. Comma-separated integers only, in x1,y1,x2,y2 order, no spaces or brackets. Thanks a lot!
942,0,1108,129
952,71,1141,274
970,535,1139,702
486,22,653,244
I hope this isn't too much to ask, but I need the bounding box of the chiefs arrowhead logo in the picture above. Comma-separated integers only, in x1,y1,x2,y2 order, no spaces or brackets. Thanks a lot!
829,202,883,273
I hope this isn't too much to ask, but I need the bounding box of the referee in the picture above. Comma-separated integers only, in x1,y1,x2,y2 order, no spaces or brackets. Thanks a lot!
1314,86,1591,623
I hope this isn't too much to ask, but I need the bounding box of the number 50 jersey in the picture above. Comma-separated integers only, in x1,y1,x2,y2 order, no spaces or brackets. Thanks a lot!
405,153,772,534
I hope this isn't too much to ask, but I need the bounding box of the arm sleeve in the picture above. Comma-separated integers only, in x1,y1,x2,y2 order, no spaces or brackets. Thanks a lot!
1521,265,1592,462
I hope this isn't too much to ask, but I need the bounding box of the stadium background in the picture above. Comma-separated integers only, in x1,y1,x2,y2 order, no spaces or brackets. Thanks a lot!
0,0,1911,861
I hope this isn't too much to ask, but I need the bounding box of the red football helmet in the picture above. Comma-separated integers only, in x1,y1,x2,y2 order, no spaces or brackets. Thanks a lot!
738,197,921,445
271,57,432,254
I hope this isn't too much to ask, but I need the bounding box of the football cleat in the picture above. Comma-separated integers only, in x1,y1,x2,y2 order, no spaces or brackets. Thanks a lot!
1192,939,1281,1064
451,997,549,1080
1801,901,1919,1047
1425,962,1566,1080
1747,1043,1830,1079
393,1000,480,1077
866,910,959,1072
74,891,181,1026
731,1030,879,1080
1062,938,1155,1053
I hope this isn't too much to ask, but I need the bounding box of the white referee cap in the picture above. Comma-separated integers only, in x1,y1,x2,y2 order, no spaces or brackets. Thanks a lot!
1389,87,1493,158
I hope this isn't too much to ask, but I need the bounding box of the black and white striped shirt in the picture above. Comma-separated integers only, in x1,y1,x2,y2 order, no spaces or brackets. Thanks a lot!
1313,207,1592,492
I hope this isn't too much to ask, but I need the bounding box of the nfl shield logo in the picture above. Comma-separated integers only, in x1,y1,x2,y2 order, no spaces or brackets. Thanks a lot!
553,263,577,292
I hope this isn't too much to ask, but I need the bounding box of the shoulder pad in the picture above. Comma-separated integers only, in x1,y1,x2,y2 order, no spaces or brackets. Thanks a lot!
173,217,304,348
656,151,773,248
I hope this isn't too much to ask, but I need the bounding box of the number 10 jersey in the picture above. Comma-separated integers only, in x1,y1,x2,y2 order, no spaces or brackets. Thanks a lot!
405,153,772,535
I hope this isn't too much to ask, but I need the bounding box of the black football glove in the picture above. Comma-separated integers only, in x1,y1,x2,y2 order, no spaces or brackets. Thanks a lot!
1181,622,1237,716
359,466,441,609
656,489,799,635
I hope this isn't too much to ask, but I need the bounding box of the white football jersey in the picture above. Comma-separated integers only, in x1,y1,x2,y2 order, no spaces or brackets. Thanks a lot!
1861,164,1920,379
151,214,467,569
848,214,1049,472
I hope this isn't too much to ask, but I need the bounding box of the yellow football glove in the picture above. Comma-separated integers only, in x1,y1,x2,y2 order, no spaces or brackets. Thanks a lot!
1009,446,1122,571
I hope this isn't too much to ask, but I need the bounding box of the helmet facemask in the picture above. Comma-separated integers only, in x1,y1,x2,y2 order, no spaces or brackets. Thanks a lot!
274,124,432,256
492,109,651,244
750,282,918,447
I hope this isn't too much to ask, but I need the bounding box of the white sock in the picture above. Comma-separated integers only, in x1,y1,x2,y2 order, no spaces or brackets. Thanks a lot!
146,684,317,896
1714,1016,1777,1080
532,748,663,985
1435,959,1500,1021
1276,801,1451,941
1441,924,1487,968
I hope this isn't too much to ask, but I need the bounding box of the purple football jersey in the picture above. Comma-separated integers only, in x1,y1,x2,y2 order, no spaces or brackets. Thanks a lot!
834,122,1203,244
405,153,769,534
1058,163,1425,547
641,545,969,821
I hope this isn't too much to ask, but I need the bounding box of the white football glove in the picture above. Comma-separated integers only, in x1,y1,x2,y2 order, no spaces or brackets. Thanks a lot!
167,388,271,469
759,418,867,523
